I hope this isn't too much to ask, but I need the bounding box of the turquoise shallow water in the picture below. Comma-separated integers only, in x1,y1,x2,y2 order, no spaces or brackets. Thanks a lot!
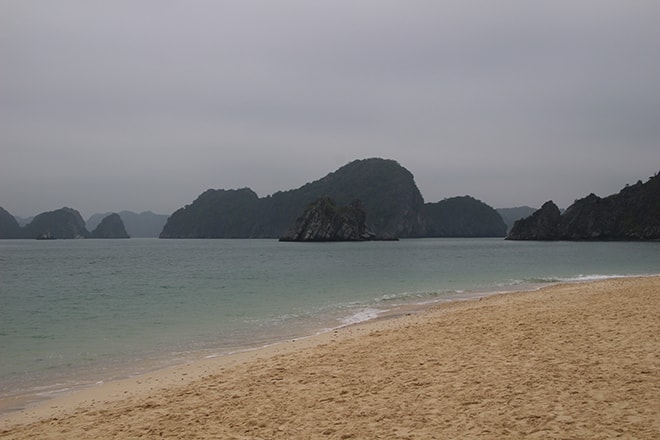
1,238,659,406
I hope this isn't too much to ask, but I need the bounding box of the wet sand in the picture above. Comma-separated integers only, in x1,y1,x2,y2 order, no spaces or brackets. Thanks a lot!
1,276,659,439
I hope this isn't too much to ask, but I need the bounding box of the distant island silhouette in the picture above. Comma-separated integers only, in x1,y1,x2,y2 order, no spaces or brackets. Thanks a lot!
2,159,657,241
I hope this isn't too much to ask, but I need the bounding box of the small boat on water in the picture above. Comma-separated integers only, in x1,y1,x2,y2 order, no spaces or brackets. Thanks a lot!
36,232,56,240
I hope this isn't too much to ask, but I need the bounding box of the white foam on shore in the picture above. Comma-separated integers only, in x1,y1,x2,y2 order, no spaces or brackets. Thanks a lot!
499,273,660,289
335,274,660,334
374,289,463,305
338,308,387,327
563,274,629,282
539,273,658,284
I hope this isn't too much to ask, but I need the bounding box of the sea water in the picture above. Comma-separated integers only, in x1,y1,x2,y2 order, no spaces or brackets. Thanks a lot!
1,238,659,408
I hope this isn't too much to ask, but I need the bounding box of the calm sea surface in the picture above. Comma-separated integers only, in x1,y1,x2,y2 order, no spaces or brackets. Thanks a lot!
1,238,659,408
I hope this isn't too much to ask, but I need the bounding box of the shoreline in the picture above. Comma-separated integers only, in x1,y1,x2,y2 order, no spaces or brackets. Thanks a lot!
2,276,659,438
0,276,558,419
0,288,486,418
0,280,542,416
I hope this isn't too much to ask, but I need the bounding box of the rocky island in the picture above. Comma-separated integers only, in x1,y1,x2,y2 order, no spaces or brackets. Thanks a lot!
21,207,90,239
87,211,168,237
90,213,130,239
507,172,660,240
279,197,382,241
0,207,131,239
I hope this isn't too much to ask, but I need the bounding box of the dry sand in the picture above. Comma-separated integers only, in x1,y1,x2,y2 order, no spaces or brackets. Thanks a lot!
1,276,659,439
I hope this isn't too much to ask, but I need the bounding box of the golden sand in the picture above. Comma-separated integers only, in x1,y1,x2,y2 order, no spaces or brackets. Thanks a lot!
1,277,659,439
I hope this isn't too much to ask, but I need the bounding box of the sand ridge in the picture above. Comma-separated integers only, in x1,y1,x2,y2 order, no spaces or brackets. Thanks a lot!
1,277,659,439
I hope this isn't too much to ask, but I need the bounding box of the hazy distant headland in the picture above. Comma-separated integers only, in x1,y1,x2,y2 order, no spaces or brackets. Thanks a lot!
0,209,169,240
0,208,132,240
87,211,168,238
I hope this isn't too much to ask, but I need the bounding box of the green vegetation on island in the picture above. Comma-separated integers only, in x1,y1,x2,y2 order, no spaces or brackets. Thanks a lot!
160,158,507,239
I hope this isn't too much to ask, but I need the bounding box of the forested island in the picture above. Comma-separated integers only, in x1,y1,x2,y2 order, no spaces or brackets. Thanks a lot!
159,158,507,239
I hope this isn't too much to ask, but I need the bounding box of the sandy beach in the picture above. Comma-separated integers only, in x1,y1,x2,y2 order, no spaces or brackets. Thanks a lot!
1,276,658,439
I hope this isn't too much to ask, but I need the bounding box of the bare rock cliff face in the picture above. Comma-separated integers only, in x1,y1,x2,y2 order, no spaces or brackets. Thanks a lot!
279,197,376,242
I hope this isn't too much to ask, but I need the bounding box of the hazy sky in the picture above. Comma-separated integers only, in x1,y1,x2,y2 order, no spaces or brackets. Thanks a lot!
2,1,660,218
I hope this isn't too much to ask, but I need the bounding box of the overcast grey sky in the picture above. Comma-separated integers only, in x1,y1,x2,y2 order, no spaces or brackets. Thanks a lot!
2,1,659,219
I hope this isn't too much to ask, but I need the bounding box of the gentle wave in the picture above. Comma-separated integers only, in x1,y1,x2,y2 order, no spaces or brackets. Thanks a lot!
560,273,649,282
373,289,463,305
528,273,655,284
499,273,653,287
338,308,386,326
